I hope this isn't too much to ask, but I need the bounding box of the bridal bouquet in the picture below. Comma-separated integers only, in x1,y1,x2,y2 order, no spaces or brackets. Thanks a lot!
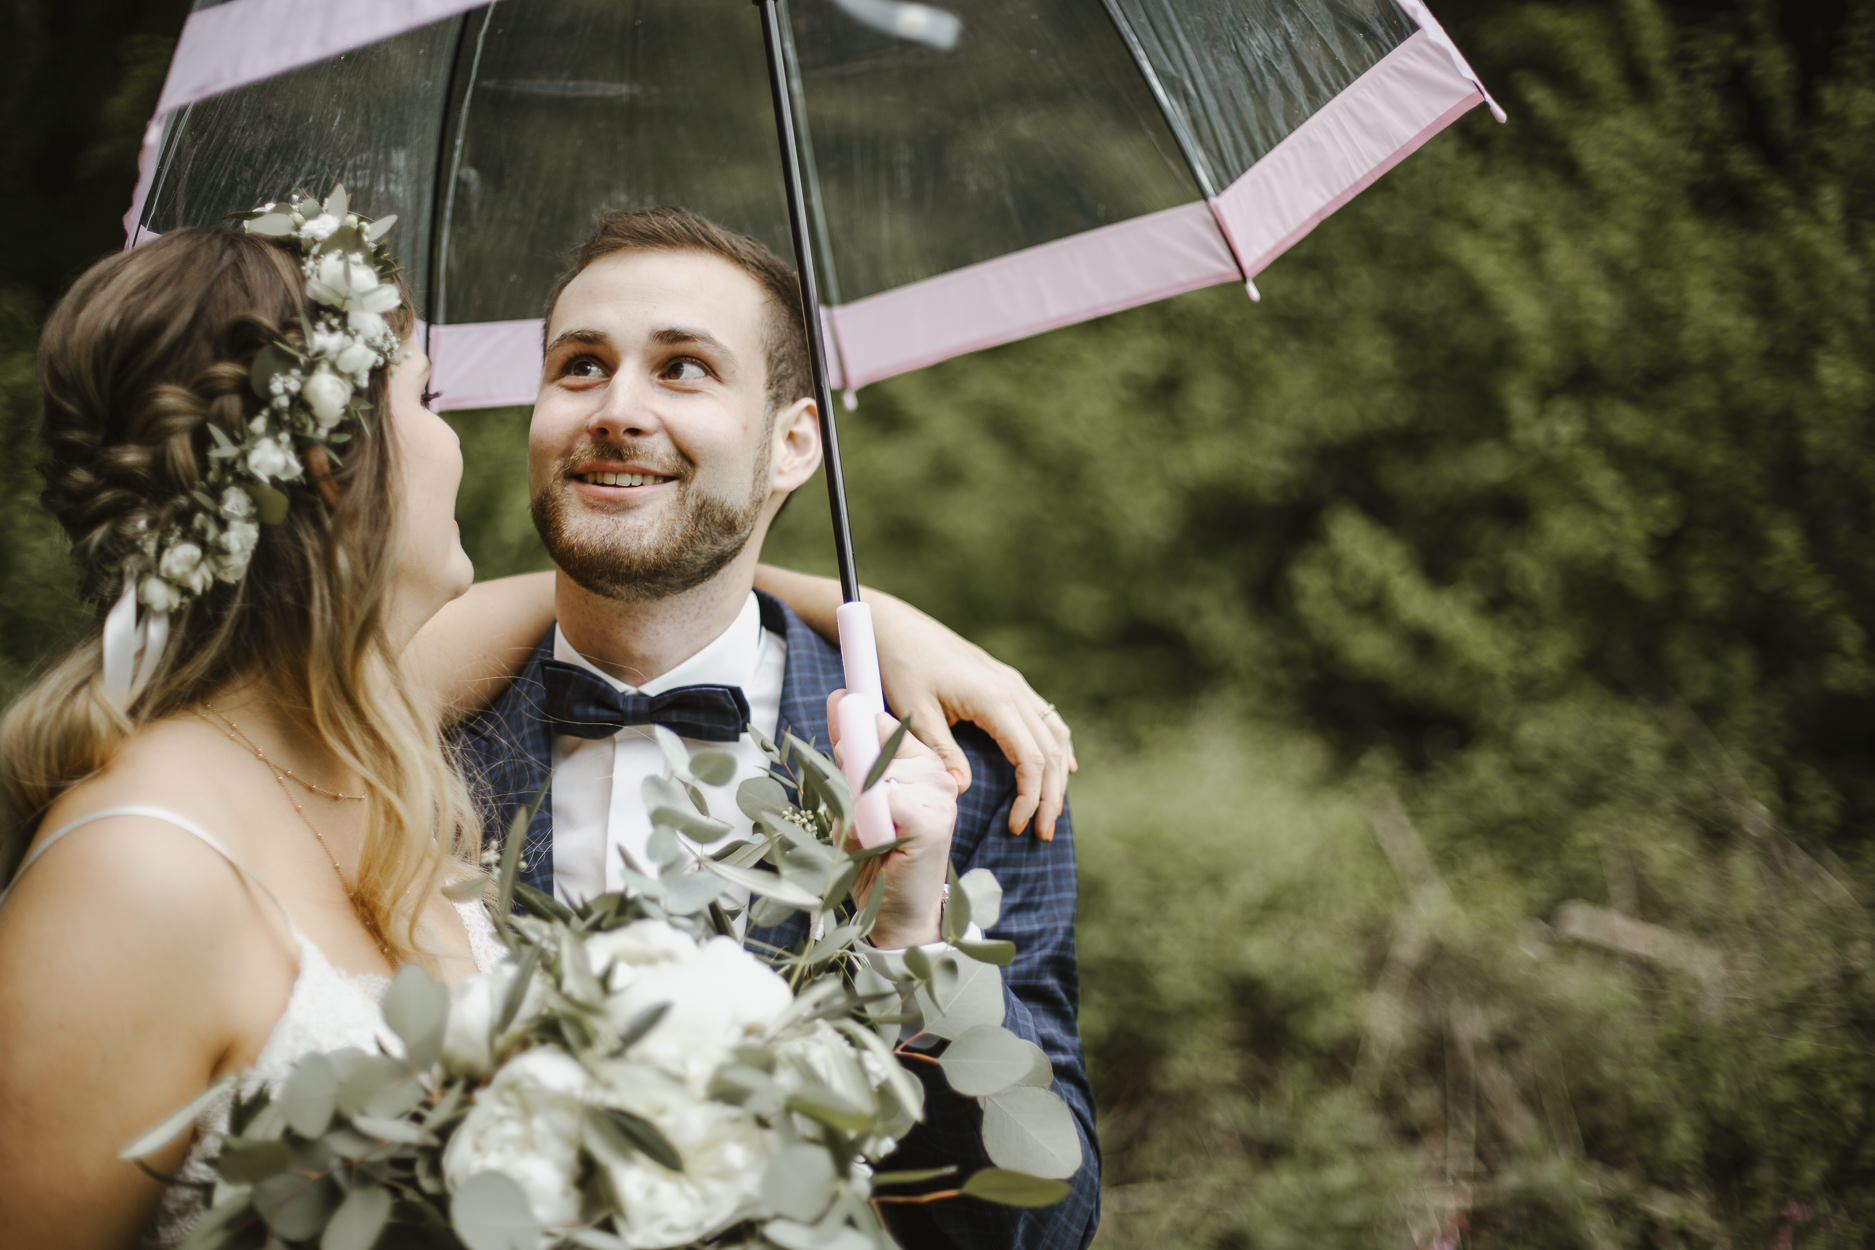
125,727,1078,1250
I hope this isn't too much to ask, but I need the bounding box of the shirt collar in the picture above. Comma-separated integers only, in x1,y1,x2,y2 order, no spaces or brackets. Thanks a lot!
552,593,766,696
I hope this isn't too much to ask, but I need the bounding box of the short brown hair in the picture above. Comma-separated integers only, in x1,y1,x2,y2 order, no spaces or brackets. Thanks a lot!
544,207,812,414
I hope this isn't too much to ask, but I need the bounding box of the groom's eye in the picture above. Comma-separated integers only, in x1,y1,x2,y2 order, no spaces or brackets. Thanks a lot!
662,358,710,382
561,355,606,379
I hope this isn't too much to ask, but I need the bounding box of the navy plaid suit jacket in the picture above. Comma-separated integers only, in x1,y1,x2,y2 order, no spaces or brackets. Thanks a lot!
452,593,1099,1250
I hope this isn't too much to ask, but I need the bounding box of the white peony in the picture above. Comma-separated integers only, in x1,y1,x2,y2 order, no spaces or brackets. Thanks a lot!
308,327,350,359
443,1046,588,1229
139,575,183,614
591,925,794,1092
301,368,352,426
591,1068,776,1248
347,307,391,345
442,963,546,1079
245,435,300,483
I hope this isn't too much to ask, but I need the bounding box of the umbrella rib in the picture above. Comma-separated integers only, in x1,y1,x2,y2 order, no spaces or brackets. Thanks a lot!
428,6,496,336
1092,0,1256,291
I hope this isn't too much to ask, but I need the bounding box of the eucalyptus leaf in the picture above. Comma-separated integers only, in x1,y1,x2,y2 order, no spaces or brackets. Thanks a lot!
325,184,349,219
244,213,294,236
495,943,542,1035
349,1114,437,1145
919,958,1005,1040
942,862,971,944
558,928,603,1005
862,717,911,793
938,1026,1050,1096
335,1055,406,1118
663,869,731,915
870,1166,959,1187
959,1168,1074,1208
651,804,733,844
847,834,913,863
704,860,823,909
954,938,1017,967
688,748,740,786
255,1171,338,1240
320,1182,391,1250
957,867,1003,929
785,1087,871,1134
442,874,487,902
979,1086,1081,1179
585,1105,683,1172
449,1171,541,1250
363,1073,427,1119
121,1074,238,1159
611,1000,672,1052
381,964,449,1072
737,774,793,820
821,860,860,911
762,1143,838,1223
363,213,397,242
217,1137,293,1184
514,880,573,923
496,783,543,923
652,725,694,780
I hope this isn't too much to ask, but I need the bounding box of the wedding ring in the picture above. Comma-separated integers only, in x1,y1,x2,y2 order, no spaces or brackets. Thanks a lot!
1041,703,1059,719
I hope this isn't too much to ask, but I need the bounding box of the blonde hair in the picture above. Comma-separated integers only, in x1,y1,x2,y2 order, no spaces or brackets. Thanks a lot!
0,228,483,966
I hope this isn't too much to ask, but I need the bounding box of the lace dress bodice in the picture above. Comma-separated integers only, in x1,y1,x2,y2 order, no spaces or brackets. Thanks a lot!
0,805,505,1250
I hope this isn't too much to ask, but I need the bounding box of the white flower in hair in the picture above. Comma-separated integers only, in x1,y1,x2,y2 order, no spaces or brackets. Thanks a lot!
158,541,214,595
245,434,301,483
301,367,353,427
140,576,184,614
220,519,261,559
298,212,341,242
219,487,254,521
334,341,377,378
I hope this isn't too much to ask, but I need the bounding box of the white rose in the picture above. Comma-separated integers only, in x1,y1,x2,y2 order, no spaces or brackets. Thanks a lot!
334,341,377,376
157,542,213,594
299,212,340,242
443,1047,588,1230
219,487,254,521
244,435,300,483
301,368,352,426
347,307,390,344
305,253,350,306
596,929,794,1092
219,519,260,560
309,328,349,359
139,575,183,613
591,1069,776,1248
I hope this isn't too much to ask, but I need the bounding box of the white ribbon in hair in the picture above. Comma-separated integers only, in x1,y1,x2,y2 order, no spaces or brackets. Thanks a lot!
101,578,170,712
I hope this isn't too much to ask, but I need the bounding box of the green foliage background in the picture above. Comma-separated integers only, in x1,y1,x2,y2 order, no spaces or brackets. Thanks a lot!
3,0,1873,1244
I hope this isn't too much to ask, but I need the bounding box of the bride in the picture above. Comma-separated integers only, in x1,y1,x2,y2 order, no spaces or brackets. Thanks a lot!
0,196,1068,1247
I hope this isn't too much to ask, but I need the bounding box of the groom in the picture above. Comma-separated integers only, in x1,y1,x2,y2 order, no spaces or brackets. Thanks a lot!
454,207,1098,1250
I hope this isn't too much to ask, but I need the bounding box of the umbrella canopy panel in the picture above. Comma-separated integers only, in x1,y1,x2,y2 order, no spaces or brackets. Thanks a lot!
129,0,1495,408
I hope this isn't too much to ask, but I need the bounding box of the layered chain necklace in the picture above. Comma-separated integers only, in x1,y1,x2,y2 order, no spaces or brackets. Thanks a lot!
194,705,393,961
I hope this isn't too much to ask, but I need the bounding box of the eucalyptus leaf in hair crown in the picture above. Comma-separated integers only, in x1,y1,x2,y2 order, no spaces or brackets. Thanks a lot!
117,185,402,616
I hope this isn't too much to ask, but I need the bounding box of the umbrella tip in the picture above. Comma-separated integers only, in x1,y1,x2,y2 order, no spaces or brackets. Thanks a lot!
1244,278,1262,303
842,389,859,412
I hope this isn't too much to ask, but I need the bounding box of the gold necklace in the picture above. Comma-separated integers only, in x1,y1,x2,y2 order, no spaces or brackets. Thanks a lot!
193,707,392,961
201,704,366,801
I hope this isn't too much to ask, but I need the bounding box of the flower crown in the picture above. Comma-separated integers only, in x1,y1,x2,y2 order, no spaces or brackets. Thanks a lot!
118,186,402,615
102,186,402,708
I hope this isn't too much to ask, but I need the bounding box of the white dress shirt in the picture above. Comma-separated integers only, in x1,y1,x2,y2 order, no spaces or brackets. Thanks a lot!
549,592,787,907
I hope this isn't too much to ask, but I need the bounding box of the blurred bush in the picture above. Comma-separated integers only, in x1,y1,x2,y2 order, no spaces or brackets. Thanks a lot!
3,0,1873,1244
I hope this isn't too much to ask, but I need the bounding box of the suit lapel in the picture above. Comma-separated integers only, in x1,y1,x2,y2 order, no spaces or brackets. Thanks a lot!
489,629,559,899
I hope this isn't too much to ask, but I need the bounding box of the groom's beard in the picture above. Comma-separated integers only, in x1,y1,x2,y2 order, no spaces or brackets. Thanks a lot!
531,439,769,604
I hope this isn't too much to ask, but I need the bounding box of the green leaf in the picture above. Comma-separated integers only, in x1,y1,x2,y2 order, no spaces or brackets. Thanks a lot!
737,775,793,820
217,1137,293,1184
324,184,349,219
919,957,1005,1040
957,867,1003,929
496,782,544,923
870,1166,959,1187
959,1168,1073,1208
938,1026,1050,1096
244,213,294,236
121,1074,238,1159
821,860,860,910
449,1171,541,1250
689,748,740,786
348,1114,437,1145
381,964,449,1072
848,833,913,863
942,861,971,944
442,874,486,902
652,725,695,779
863,717,911,793
954,938,1017,966
558,927,603,1005
704,860,824,909
251,482,291,525
584,1105,684,1172
785,1087,871,1134
650,804,734,843
255,1171,338,1240
335,1055,407,1118
514,880,573,923
363,213,397,243
763,1143,838,1223
495,943,542,1035
979,1086,1081,1179
320,1182,391,1250
662,869,730,915
611,1000,672,1051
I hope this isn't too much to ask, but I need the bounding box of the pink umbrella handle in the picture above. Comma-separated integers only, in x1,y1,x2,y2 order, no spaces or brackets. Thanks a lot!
835,602,895,849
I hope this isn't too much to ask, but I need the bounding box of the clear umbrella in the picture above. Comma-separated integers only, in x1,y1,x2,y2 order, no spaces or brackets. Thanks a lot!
126,0,1499,835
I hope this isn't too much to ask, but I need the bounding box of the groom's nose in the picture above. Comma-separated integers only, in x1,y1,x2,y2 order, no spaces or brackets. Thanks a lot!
585,371,663,442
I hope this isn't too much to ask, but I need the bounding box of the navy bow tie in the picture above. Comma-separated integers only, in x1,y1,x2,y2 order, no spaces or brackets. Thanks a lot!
540,659,751,743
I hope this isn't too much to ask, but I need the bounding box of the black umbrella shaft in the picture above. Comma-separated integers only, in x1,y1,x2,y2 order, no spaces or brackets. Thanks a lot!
756,0,861,604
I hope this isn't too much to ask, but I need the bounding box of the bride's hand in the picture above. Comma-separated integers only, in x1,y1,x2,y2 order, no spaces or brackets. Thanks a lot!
866,590,1076,841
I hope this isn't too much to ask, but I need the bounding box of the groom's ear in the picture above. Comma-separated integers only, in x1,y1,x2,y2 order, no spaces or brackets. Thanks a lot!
768,396,822,496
